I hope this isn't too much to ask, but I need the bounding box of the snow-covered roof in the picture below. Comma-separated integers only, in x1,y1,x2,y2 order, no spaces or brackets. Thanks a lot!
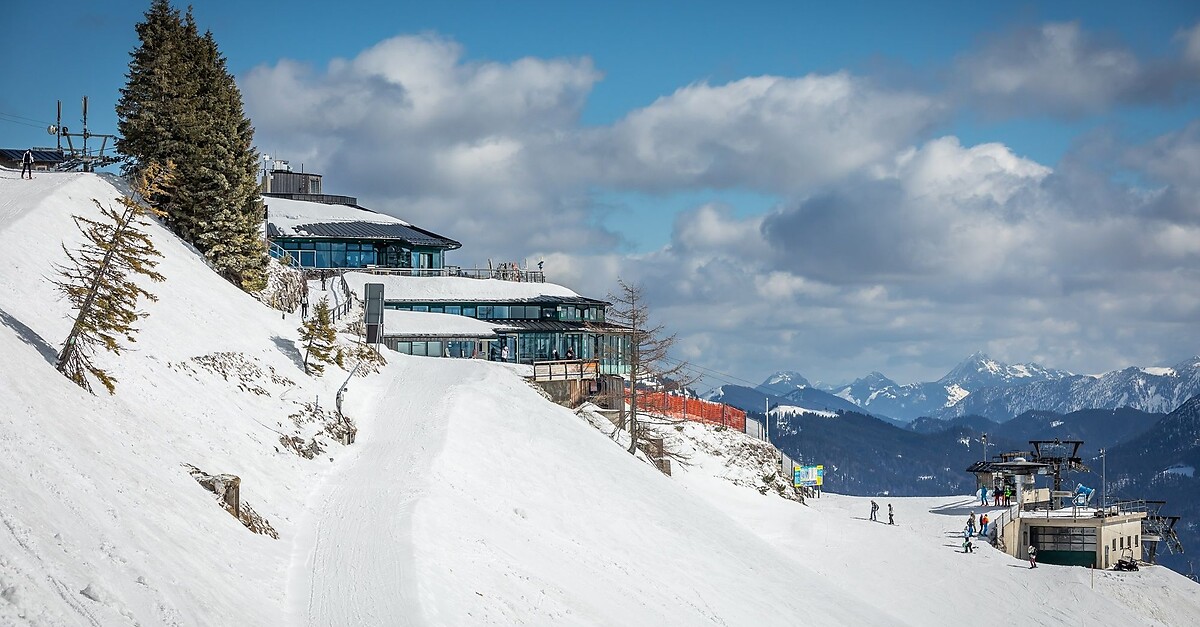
343,272,602,304
381,310,508,338
264,195,459,248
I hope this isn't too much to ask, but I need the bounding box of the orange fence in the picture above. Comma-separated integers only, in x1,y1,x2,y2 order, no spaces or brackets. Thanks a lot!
631,392,746,432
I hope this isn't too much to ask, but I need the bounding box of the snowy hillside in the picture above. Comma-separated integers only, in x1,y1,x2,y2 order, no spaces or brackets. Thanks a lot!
2,169,1199,625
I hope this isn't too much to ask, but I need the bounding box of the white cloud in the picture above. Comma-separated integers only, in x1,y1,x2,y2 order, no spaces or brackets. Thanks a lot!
591,73,943,193
953,21,1198,117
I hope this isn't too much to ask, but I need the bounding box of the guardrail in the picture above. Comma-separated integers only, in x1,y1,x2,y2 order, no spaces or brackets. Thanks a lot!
533,359,599,381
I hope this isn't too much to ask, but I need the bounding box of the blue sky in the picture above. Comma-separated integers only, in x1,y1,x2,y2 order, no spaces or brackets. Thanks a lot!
4,1,1200,386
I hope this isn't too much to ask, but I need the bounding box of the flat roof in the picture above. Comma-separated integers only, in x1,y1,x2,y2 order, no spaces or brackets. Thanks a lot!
380,310,510,338
344,272,606,304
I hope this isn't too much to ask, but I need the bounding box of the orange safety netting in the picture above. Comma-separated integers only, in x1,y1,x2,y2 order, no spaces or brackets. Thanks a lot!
631,392,746,431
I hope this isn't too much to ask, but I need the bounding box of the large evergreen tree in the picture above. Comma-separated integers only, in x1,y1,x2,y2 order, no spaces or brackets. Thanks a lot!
55,163,172,394
116,0,267,292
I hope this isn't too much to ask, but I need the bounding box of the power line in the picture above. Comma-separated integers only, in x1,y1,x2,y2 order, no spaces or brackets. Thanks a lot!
0,110,51,125
659,353,763,390
0,113,48,130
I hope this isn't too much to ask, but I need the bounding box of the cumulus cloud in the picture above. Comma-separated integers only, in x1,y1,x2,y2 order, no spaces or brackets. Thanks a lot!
242,37,941,261
590,73,943,193
242,33,609,261
952,21,1200,117
581,134,1200,384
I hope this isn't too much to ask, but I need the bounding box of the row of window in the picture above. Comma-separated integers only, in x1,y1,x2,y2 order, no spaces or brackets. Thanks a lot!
273,240,442,269
389,303,604,322
1029,526,1096,552
385,339,486,358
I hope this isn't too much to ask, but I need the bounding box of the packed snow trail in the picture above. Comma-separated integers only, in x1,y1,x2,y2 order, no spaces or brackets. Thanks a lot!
290,355,454,625
289,353,900,626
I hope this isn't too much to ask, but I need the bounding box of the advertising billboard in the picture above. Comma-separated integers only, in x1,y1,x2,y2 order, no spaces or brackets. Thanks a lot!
794,464,824,487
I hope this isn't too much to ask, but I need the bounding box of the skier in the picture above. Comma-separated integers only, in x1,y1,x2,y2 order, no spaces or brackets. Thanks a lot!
963,527,975,553
980,513,989,537
966,511,976,536
887,503,894,525
1028,545,1038,568
869,500,879,522
20,149,34,179
980,485,988,507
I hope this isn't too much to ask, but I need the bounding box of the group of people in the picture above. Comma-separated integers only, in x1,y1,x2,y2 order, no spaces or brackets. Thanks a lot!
966,511,991,537
869,500,895,525
986,484,1014,507
549,347,576,360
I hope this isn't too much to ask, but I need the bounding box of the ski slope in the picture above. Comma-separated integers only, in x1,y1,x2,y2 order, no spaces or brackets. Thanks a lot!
1,169,1198,625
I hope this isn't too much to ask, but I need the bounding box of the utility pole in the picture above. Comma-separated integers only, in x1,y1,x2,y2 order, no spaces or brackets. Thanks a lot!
1100,448,1107,516
765,396,770,443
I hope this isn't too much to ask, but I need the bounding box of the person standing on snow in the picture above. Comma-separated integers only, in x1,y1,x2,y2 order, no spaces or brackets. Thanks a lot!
980,513,989,537
20,149,34,179
887,503,894,525
967,511,976,536
501,344,509,362
869,500,879,522
963,527,975,553
1028,545,1038,568
980,485,988,507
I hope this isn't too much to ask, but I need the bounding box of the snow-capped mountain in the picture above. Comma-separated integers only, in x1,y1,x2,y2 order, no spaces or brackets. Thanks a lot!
755,370,811,397
849,352,1069,422
937,356,1200,421
831,371,898,406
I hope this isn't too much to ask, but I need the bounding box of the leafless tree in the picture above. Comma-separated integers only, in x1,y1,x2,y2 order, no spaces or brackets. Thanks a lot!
606,278,695,454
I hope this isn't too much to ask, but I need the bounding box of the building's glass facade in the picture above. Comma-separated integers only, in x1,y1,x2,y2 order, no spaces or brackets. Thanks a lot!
271,239,444,270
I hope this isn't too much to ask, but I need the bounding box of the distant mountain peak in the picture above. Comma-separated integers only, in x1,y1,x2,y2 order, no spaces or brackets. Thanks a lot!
756,370,810,396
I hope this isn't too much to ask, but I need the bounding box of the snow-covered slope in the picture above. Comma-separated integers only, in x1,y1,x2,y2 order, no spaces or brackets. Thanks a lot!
2,170,1199,625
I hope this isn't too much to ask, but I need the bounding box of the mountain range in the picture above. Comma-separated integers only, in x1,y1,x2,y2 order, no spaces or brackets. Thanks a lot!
736,352,1200,423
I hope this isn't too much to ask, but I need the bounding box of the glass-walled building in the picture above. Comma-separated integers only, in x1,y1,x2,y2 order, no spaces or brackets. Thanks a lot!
344,273,631,375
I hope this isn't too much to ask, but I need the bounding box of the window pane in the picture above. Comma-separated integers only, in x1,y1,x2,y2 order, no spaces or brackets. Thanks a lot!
493,305,509,319
446,306,461,315
411,342,428,356
413,305,429,312
430,307,444,313
464,307,476,317
428,341,443,357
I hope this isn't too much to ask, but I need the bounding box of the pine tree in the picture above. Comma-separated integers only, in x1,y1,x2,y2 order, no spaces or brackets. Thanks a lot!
299,298,339,376
606,278,692,454
55,162,172,394
116,1,267,292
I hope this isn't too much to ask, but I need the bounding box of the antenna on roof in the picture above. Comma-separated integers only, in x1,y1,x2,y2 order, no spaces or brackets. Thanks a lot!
48,97,121,172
